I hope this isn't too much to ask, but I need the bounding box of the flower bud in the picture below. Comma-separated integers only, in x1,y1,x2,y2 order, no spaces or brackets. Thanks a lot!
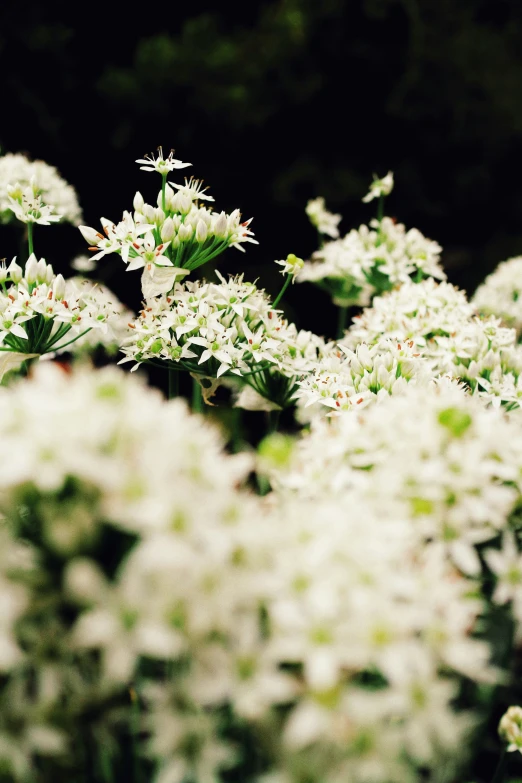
214,212,228,238
7,259,23,283
195,219,208,243
25,254,38,285
143,205,155,222
178,223,193,242
0,263,7,284
133,191,145,212
499,706,522,751
154,207,165,225
79,225,101,246
36,258,48,283
161,218,175,242
53,274,66,300
45,265,54,285
178,194,191,215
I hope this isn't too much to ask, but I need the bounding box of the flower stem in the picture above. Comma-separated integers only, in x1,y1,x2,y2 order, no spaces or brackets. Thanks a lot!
336,305,348,339
272,275,291,308
377,193,384,223
192,376,203,413
168,368,179,399
27,222,34,260
491,749,508,783
161,174,167,213
268,409,280,435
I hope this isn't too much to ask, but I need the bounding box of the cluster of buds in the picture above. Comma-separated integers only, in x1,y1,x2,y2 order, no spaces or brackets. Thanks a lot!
0,254,116,376
79,150,257,299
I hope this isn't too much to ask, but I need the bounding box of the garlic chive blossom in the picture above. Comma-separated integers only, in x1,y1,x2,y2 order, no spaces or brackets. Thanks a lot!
79,149,257,296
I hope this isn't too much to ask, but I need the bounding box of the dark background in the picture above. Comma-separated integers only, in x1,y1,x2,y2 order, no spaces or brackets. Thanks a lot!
2,0,522,339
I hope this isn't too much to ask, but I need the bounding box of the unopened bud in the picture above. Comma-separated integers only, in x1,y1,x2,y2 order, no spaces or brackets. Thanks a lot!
195,219,208,243
36,258,47,283
0,263,7,284
214,212,228,238
133,191,145,213
161,218,175,242
177,194,191,215
154,207,165,225
53,274,66,300
7,259,23,283
79,225,101,245
178,223,193,242
25,254,38,284
45,265,54,285
143,204,155,222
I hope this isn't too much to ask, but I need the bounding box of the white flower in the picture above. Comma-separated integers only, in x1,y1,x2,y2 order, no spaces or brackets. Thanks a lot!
299,217,444,307
7,179,61,225
473,255,522,338
275,253,304,281
305,197,342,238
499,706,522,753
0,152,82,225
135,146,191,175
362,171,394,203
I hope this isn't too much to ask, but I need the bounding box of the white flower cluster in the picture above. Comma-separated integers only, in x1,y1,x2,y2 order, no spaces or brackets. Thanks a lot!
299,216,445,308
305,197,342,238
294,338,433,418
0,152,82,225
0,363,259,779
0,255,118,378
344,278,522,409
362,171,395,203
273,381,522,577
55,278,134,358
472,256,522,338
0,364,505,783
499,706,522,753
121,273,330,409
80,164,257,294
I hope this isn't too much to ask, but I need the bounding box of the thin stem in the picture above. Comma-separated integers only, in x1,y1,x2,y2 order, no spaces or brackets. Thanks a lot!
491,749,508,783
192,376,203,413
46,328,91,353
336,305,348,339
27,222,34,260
377,193,384,223
161,174,167,213
130,685,142,783
168,368,179,399
267,409,281,435
272,275,291,309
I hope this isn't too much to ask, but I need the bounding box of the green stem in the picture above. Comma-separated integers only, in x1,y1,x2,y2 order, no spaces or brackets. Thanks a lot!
272,275,291,308
192,376,203,413
491,749,508,783
336,305,348,339
377,193,384,223
267,409,280,435
47,328,92,353
130,685,142,783
161,174,167,213
27,222,34,260
168,368,179,399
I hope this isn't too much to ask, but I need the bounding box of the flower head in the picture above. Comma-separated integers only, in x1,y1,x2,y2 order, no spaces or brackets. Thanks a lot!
362,171,394,203
276,253,304,281
499,706,522,753
305,197,342,238
135,146,191,175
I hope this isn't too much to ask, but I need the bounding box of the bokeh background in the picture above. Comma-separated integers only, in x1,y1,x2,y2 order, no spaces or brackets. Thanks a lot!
2,0,522,339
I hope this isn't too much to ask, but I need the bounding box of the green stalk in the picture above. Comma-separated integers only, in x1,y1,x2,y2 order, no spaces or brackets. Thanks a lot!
267,409,280,435
47,328,92,353
161,174,167,212
272,275,291,309
336,305,348,339
192,376,203,413
491,749,508,783
27,222,34,260
168,369,179,399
